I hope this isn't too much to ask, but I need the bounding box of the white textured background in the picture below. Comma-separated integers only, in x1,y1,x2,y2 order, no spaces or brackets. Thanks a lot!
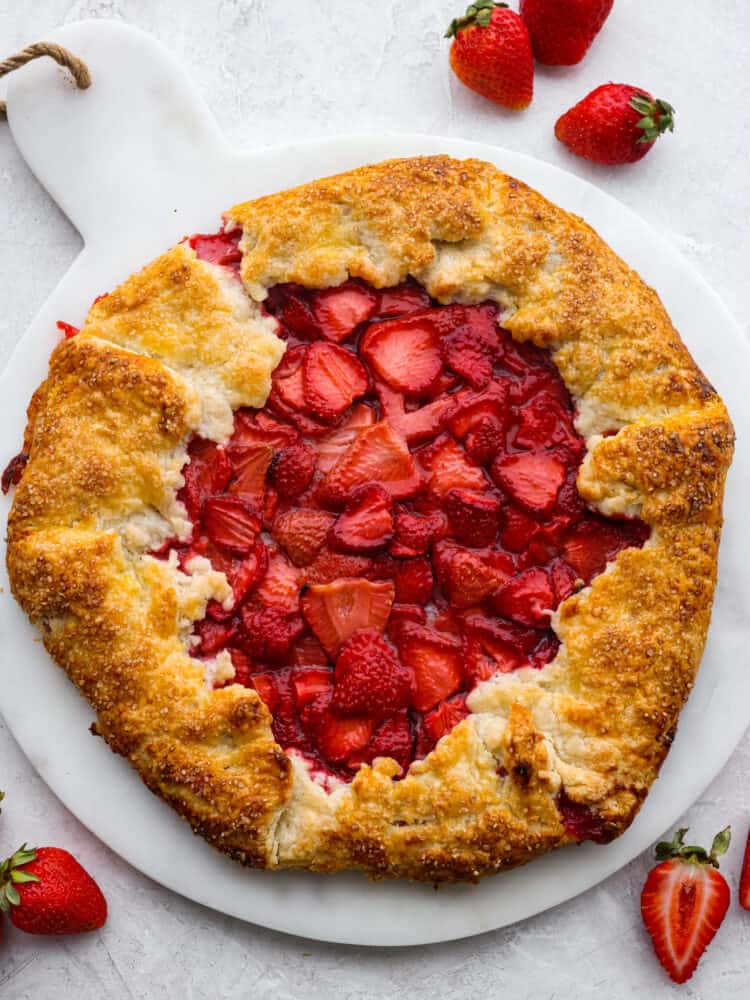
1,1,749,996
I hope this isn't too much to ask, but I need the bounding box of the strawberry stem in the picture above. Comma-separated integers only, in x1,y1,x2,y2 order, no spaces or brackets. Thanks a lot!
0,844,40,912
630,93,676,143
654,826,731,869
445,1,508,37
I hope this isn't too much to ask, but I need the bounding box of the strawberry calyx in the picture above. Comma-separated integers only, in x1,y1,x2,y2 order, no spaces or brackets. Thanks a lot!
0,845,40,912
654,826,731,869
445,1,508,37
630,93,676,144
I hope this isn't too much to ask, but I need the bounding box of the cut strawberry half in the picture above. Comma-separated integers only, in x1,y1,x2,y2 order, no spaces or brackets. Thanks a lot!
180,438,232,521
254,546,302,612
562,518,637,583
291,633,329,667
386,603,427,641
492,567,555,628
316,421,423,507
240,604,305,662
304,547,382,586
315,403,375,473
390,508,447,557
444,487,501,548
439,304,500,388
291,666,334,709
514,391,582,455
462,613,543,656
273,508,335,567
393,557,434,605
227,537,269,606
377,282,431,317
463,635,521,684
500,506,540,552
361,316,443,397
195,618,237,656
332,630,413,719
269,440,316,499
301,577,395,657
226,443,273,502
202,496,260,555
396,623,463,712
549,557,580,604
328,484,394,553
230,409,299,450
376,380,456,446
418,433,488,496
250,671,282,713
188,228,242,269
422,694,470,744
313,280,378,342
265,284,322,339
348,710,414,775
447,383,508,465
302,342,368,421
492,452,566,515
301,690,374,765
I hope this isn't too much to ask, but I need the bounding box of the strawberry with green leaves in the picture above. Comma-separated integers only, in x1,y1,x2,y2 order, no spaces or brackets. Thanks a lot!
520,0,614,66
446,1,534,111
555,84,675,165
641,826,731,984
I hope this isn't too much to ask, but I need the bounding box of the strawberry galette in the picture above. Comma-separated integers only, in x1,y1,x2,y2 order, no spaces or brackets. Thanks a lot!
4,157,733,881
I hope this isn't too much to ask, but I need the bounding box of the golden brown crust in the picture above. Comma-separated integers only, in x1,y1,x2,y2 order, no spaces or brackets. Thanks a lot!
7,156,734,881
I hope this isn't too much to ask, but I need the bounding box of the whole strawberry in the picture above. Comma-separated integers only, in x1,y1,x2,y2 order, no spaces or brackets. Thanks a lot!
641,826,730,984
555,83,675,165
520,0,614,65
0,844,107,935
446,1,534,111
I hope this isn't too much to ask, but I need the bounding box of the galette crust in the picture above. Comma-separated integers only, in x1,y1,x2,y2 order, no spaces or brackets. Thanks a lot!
7,157,734,881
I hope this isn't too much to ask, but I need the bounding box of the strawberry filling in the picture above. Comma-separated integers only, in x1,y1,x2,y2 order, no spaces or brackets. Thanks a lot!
150,237,649,788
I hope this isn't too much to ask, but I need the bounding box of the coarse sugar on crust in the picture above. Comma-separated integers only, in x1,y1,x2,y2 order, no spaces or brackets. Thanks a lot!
6,156,734,881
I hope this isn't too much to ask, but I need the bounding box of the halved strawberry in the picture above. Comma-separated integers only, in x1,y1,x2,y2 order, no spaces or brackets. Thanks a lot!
240,604,305,662
202,496,260,555
269,669,307,748
447,383,508,465
461,613,542,656
549,557,580,604
273,508,335,567
291,633,330,667
332,630,413,719
250,671,281,713
492,452,565,514
348,710,414,774
444,487,501,547
291,666,334,709
254,547,302,612
316,422,423,507
265,283,321,339
422,694,470,743
396,624,463,712
562,518,641,583
375,381,455,445
228,537,269,606
440,304,500,388
229,409,298,450
390,508,447,557
361,316,443,396
226,443,273,502
301,690,374,765
463,635,521,684
418,434,488,496
386,603,427,641
529,633,560,669
301,577,395,657
180,438,232,521
514,391,582,455
493,567,554,627
304,547,380,585
228,647,254,687
270,362,331,437
437,544,511,609
269,440,316,499
500,506,540,552
195,618,237,656
393,557,434,605
313,280,378,342
188,228,242,268
328,484,394,553
377,282,432,317
302,342,368,421
316,403,375,473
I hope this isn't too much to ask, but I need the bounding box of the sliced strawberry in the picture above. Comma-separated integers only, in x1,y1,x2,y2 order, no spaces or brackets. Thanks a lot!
396,624,463,712
332,630,413,719
189,228,242,269
440,305,500,388
301,577,395,657
432,606,462,637
562,517,645,583
228,537,269,605
463,635,521,684
316,421,423,507
436,544,510,609
418,433,488,496
262,486,280,530
529,633,560,669
270,371,331,437
393,557,434,605
269,669,307,748
447,383,508,465
315,403,375,473
361,316,443,396
328,484,394,553
254,547,302,612
386,603,427,641
194,618,238,656
302,342,368,421
228,647,254,687
444,487,501,547
304,547,380,585
500,506,540,552
461,613,542,656
375,381,455,445
291,633,330,667
492,452,565,514
250,671,281,713
180,438,232,521
377,282,431,317
269,440,316,499
422,694,470,743
493,567,554,627
202,496,260,555
312,280,378,342
291,666,334,709
390,508,446,557
549,557,580,604
265,283,321,339
240,604,305,662
514,391,582,455
301,690,374,765
229,409,299,450
348,710,414,775
226,443,273,502
273,508,334,566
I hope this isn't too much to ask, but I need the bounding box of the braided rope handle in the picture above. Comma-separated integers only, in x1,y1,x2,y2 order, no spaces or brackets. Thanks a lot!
0,41,91,119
